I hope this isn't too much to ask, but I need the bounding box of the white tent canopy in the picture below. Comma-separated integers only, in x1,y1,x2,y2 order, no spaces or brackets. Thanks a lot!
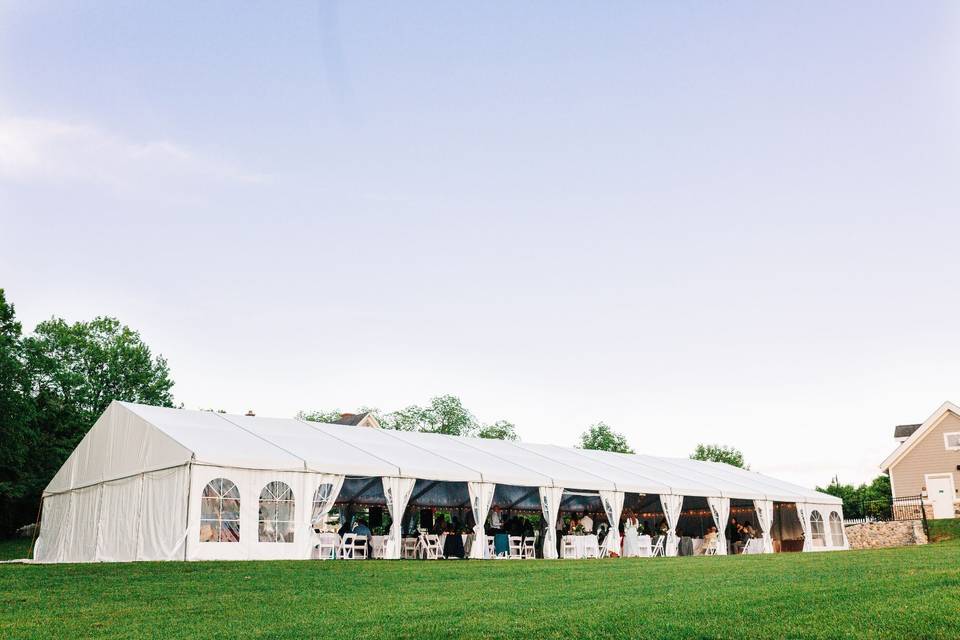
36,401,842,563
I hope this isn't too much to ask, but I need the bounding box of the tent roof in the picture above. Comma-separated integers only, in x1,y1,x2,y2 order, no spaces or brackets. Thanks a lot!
44,402,839,504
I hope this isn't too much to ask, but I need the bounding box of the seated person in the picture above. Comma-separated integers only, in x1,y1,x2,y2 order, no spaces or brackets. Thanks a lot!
657,518,669,538
352,519,372,538
580,512,594,533
338,519,353,537
431,514,447,536
742,521,756,538
733,524,751,554
488,506,504,534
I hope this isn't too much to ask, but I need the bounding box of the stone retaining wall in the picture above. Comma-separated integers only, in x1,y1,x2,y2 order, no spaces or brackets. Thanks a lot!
845,520,927,550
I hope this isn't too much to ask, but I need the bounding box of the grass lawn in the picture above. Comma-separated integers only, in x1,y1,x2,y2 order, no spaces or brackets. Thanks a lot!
927,518,960,543
2,542,959,640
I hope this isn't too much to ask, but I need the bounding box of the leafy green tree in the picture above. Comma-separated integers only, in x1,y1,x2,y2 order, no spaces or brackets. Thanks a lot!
296,396,519,440
690,443,748,469
578,422,634,453
297,409,347,424
818,474,892,519
23,315,175,528
385,395,478,436
0,290,36,535
476,420,519,441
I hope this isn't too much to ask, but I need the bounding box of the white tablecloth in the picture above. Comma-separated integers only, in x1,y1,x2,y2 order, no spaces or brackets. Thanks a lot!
637,534,652,557
562,535,601,559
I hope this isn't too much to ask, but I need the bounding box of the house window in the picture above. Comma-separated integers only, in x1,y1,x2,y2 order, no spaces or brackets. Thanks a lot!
259,481,295,543
810,510,825,546
944,432,960,450
829,512,844,547
200,478,240,542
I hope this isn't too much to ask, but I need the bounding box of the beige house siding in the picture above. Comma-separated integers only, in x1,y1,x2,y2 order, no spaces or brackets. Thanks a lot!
889,410,960,500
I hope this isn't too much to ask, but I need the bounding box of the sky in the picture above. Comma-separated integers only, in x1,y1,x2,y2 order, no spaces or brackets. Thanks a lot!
2,1,960,489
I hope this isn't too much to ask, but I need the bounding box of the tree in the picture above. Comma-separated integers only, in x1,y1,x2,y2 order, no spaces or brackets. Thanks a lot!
296,395,519,439
0,290,36,535
818,474,892,519
22,315,175,529
297,409,347,424
690,443,748,469
476,420,519,441
578,422,634,453
385,395,478,436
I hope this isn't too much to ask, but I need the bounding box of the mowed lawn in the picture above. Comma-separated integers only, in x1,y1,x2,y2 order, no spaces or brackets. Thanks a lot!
2,540,960,640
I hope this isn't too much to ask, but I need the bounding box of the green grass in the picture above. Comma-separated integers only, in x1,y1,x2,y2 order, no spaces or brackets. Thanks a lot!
3,542,960,639
927,518,960,542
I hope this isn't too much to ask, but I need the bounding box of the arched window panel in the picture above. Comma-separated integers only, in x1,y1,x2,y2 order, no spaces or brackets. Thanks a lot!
810,510,825,546
259,481,295,543
829,512,844,547
200,478,240,543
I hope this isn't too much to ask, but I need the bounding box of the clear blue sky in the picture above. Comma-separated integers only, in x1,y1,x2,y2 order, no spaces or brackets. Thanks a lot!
2,2,959,487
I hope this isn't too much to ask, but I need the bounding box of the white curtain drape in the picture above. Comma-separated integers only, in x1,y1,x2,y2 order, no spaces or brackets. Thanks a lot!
383,477,417,559
707,496,730,556
660,494,684,557
310,474,345,530
753,499,774,553
468,482,496,559
539,486,564,559
599,490,625,557
796,503,812,552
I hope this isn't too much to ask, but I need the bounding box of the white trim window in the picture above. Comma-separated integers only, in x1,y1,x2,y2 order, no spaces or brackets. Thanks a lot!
259,481,296,543
828,512,844,547
810,510,825,547
944,432,960,451
200,478,241,542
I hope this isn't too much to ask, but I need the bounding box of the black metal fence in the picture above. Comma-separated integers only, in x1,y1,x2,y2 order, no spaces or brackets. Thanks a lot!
843,494,928,537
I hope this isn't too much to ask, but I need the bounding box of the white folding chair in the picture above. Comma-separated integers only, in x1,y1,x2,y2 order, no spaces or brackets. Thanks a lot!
486,536,495,559
315,533,339,560
351,535,368,559
521,535,536,559
743,538,761,555
650,536,665,557
508,536,523,559
402,537,418,559
419,534,443,560
561,536,576,559
340,533,357,559
703,538,718,556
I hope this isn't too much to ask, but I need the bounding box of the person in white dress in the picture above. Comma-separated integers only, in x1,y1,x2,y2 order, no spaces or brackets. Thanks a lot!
621,510,641,558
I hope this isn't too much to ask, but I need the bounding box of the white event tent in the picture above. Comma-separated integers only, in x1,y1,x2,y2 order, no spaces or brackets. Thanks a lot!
34,402,846,563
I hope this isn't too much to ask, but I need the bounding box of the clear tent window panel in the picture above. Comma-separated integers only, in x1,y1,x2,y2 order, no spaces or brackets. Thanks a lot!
810,510,825,546
829,512,844,547
259,481,295,543
200,478,241,543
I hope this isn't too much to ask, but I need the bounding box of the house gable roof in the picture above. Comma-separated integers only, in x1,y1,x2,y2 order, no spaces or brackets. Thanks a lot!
880,401,960,472
893,424,921,439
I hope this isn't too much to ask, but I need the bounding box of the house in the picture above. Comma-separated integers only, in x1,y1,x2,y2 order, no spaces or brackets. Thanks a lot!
331,411,380,428
880,401,960,519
